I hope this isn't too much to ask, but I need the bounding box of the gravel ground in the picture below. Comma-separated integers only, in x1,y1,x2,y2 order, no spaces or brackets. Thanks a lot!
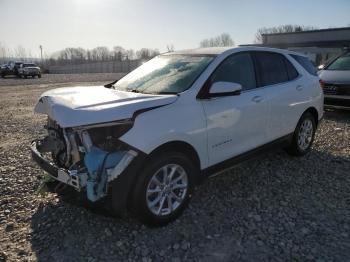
0,77,349,261
0,73,122,87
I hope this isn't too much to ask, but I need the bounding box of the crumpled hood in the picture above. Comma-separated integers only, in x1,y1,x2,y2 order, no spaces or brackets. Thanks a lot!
318,70,350,84
34,85,178,128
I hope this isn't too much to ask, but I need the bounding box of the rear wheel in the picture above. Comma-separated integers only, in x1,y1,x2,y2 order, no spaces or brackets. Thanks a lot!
38,74,42,78
129,152,196,227
286,112,316,156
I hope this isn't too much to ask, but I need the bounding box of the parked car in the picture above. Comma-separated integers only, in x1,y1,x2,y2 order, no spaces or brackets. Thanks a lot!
318,51,350,109
18,63,41,78
31,47,324,226
0,61,23,78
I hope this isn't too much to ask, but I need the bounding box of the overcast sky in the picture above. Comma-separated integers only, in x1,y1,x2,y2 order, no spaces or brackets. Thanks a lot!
0,0,349,57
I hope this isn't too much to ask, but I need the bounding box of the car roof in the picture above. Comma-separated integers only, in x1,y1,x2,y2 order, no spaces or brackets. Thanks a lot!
166,46,308,57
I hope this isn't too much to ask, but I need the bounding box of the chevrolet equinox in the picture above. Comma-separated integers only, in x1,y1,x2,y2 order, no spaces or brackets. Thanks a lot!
31,47,324,226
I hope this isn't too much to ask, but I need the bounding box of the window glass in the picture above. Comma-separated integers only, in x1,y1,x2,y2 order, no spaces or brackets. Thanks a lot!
211,52,256,91
290,54,318,76
114,55,214,94
255,52,289,86
326,53,350,71
285,58,299,80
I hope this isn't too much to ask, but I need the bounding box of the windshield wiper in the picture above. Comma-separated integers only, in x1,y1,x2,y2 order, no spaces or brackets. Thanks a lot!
104,80,118,89
129,89,142,93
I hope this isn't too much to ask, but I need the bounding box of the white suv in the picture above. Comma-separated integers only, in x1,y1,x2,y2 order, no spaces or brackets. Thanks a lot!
31,47,324,226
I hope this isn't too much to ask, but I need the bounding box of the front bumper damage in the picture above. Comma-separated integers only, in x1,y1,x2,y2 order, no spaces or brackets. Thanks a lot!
31,139,138,202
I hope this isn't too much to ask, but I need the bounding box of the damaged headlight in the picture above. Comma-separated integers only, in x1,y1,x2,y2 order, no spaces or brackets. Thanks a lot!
86,120,133,152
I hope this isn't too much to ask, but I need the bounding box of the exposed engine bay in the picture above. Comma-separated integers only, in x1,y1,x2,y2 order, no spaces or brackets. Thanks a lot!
33,117,138,202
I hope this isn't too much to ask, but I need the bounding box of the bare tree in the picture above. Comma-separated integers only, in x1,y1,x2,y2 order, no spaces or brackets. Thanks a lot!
125,49,135,60
0,42,8,59
166,44,175,52
199,33,235,48
112,46,126,61
14,45,27,60
136,48,160,59
254,24,318,43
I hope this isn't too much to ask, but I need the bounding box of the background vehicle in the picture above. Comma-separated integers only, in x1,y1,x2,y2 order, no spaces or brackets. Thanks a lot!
18,63,41,78
0,61,23,78
318,51,350,109
31,47,324,226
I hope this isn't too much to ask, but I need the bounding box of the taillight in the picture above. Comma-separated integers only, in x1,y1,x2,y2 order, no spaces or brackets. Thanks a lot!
319,79,325,89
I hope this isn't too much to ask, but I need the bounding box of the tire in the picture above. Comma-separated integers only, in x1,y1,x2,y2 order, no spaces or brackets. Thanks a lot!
1,74,5,78
129,151,197,227
24,75,27,79
38,74,42,78
286,112,316,156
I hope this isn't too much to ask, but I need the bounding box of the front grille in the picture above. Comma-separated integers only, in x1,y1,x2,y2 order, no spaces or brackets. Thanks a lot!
323,83,350,96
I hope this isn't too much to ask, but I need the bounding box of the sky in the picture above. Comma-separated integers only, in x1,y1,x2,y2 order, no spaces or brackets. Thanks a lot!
0,0,349,57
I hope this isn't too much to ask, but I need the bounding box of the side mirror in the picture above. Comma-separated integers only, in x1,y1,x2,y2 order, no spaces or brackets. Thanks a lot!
208,81,242,97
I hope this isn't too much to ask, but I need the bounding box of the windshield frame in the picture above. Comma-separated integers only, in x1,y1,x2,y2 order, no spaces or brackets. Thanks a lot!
112,54,216,95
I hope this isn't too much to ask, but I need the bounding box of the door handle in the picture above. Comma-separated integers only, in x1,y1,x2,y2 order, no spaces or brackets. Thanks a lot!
252,96,263,103
296,85,303,91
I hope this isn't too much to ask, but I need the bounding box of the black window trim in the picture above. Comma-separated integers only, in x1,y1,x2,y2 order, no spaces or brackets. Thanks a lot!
196,51,258,99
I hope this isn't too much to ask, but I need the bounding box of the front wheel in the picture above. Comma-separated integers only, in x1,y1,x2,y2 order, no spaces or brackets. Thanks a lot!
129,152,197,227
286,112,316,156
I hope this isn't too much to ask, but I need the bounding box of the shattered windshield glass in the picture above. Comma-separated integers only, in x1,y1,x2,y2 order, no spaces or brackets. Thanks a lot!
114,55,214,94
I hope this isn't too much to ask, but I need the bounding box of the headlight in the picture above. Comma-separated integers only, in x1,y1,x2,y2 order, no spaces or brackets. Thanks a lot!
86,121,133,152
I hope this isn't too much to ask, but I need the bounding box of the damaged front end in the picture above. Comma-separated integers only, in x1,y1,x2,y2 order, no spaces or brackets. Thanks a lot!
31,117,138,202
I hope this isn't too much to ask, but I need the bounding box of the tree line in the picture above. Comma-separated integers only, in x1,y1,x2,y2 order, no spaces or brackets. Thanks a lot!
0,24,320,65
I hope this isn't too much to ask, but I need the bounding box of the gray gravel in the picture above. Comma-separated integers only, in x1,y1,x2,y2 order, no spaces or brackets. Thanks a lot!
0,78,350,261
0,73,122,87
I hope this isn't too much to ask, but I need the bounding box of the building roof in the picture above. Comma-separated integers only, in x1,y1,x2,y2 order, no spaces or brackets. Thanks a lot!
166,46,307,57
260,27,350,48
261,26,350,36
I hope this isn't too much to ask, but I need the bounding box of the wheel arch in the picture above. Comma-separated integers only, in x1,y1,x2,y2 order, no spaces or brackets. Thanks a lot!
304,107,319,126
148,140,201,173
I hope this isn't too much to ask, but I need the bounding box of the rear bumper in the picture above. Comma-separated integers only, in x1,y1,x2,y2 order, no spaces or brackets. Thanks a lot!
22,72,40,76
324,95,350,109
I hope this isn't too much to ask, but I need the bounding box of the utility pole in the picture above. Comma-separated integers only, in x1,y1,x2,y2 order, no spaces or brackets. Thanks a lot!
39,45,43,63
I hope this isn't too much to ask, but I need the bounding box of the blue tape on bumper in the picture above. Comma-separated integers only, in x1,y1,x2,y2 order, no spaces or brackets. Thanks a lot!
84,146,127,202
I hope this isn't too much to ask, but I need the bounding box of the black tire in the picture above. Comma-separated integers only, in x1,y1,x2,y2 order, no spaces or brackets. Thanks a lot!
24,75,27,79
1,74,5,78
129,151,197,227
286,112,316,156
38,74,42,78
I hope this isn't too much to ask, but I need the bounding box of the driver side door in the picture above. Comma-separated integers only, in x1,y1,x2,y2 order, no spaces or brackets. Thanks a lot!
200,52,270,166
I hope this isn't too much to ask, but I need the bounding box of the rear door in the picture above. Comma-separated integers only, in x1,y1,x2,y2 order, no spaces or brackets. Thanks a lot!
200,52,270,166
253,51,304,141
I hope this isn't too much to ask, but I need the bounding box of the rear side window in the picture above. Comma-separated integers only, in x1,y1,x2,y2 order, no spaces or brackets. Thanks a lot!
211,52,256,91
254,52,289,86
290,54,317,76
285,58,299,80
